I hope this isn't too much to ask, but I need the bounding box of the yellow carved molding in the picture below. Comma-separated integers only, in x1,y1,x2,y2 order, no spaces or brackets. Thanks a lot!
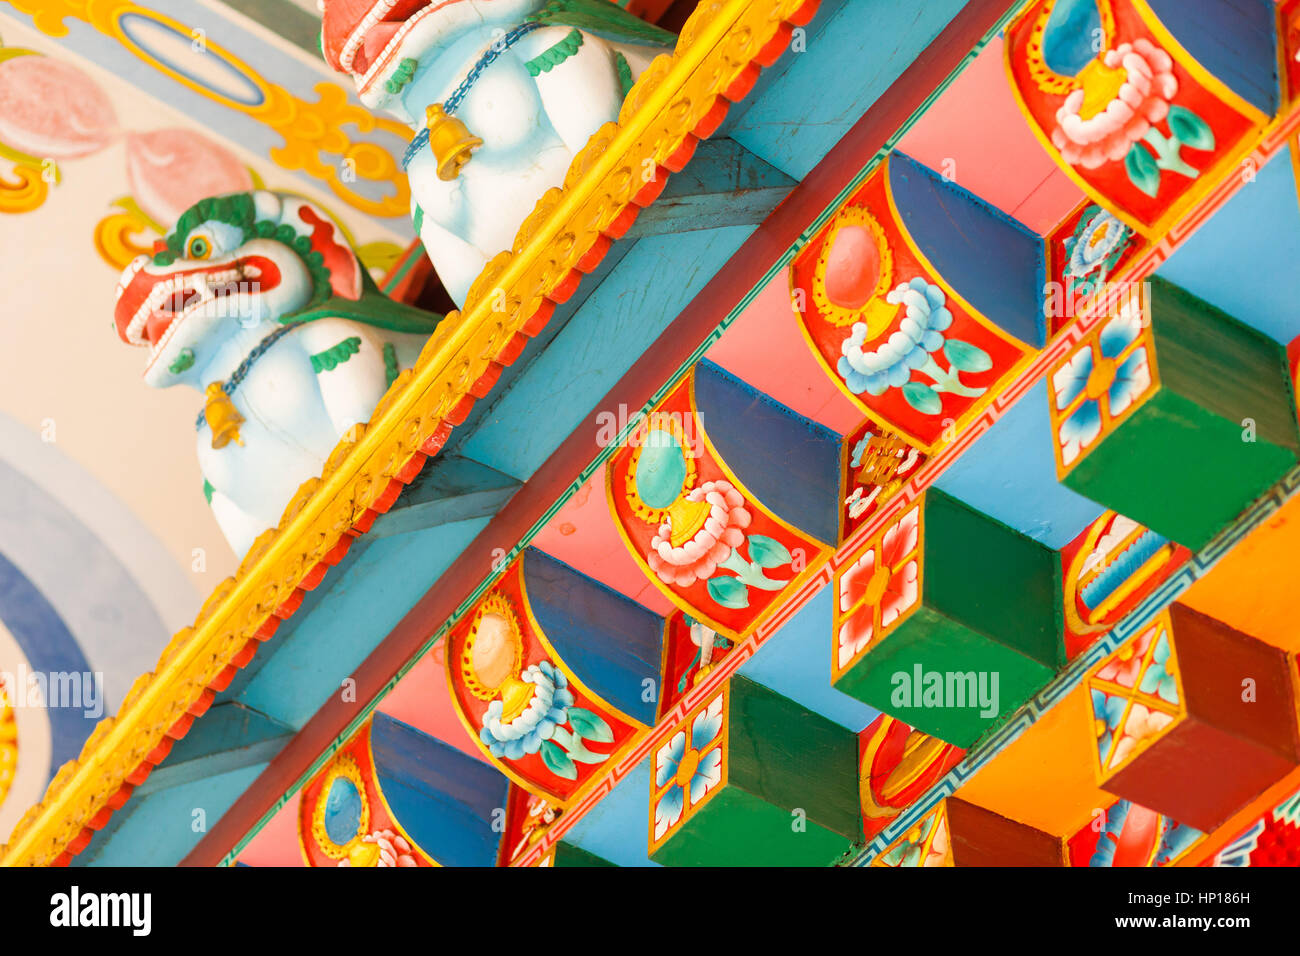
0,0,813,866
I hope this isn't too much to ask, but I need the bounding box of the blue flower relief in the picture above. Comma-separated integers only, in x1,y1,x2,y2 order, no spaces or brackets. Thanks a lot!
479,660,574,761
836,278,990,415
1054,308,1151,465
1138,631,1179,705
653,695,724,841
1092,688,1126,766
1064,206,1131,295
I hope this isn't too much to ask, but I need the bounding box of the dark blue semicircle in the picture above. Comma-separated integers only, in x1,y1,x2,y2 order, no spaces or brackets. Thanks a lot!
692,361,840,545
0,549,96,777
370,713,508,867
888,152,1046,348
524,549,662,726
1145,0,1277,117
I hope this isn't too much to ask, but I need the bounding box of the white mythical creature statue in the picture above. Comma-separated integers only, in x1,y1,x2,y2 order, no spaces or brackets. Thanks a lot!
320,0,676,305
113,190,444,555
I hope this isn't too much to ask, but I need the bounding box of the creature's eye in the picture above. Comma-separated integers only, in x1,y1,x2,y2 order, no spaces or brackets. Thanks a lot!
187,235,211,259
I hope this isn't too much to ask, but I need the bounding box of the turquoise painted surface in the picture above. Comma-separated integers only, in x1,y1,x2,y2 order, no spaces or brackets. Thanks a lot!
561,756,659,866
933,378,1104,548
236,516,491,728
80,763,267,866
456,227,754,479
1157,152,1300,345
737,586,878,732
725,0,968,179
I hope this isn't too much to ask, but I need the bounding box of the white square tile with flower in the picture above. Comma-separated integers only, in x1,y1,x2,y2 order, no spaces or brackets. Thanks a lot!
832,504,924,680
1087,612,1184,782
649,685,728,853
1050,290,1159,474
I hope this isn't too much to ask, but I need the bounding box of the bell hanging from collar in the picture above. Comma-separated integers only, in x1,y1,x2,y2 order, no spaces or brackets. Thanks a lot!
425,103,483,181
203,382,245,449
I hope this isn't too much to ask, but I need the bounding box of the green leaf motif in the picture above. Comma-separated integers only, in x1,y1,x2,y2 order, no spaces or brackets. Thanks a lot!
567,707,614,744
707,575,750,609
943,340,992,373
1167,105,1215,152
541,739,577,780
901,381,942,415
747,533,791,569
1125,144,1161,198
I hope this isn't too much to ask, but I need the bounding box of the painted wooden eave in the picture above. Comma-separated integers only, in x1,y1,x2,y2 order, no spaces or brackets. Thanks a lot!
0,0,818,868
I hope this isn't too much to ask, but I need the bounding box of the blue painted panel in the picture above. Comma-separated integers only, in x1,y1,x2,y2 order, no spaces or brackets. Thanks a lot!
81,763,267,866
1156,151,1300,345
0,551,94,774
1146,0,1278,117
933,379,1105,548
737,585,878,732
371,714,508,868
456,227,754,479
561,756,658,866
889,152,1046,347
725,0,967,179
524,549,662,725
236,515,491,728
693,360,841,544
0,454,171,709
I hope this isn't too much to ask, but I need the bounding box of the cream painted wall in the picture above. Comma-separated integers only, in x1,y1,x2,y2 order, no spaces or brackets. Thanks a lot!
0,17,404,600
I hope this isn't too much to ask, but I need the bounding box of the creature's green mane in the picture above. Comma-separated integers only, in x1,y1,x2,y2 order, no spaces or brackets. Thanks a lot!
154,192,444,336
527,0,678,48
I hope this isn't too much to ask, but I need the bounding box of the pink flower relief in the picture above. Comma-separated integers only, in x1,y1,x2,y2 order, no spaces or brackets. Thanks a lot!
1109,703,1174,769
836,507,921,670
647,480,751,587
337,829,417,867
1096,628,1153,687
1051,39,1178,169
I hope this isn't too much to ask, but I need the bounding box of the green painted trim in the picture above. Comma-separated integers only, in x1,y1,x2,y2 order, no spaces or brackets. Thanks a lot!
525,28,583,77
383,342,400,389
380,242,425,296
385,57,419,94
310,337,362,374
613,51,634,99
219,0,1028,867
168,348,196,375
203,479,215,506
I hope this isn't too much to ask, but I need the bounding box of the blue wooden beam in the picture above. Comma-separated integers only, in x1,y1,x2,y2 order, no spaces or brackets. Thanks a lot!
369,454,521,539
625,138,796,238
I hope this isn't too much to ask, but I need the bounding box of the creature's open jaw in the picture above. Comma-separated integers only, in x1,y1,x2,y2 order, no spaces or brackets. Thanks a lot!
338,0,469,96
114,254,282,363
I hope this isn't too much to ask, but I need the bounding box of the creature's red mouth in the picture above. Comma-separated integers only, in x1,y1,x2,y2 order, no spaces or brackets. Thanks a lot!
335,0,471,86
114,255,282,350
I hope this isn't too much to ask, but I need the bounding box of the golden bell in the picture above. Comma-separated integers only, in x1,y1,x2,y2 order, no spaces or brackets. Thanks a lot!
498,675,536,723
346,840,382,868
665,493,713,547
203,382,245,449
426,103,483,181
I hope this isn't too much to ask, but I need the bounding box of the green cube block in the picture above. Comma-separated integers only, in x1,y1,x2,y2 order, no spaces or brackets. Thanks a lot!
832,490,1064,747
649,677,861,866
1055,278,1300,551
